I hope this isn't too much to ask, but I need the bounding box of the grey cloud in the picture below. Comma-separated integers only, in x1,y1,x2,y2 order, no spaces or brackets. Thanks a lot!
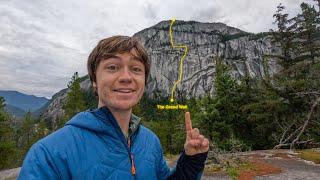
191,4,225,23
143,2,159,21
0,0,312,98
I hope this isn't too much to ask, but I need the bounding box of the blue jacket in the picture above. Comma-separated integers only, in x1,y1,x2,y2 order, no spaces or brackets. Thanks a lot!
18,107,207,179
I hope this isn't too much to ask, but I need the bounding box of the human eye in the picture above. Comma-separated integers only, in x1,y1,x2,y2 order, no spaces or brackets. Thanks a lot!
132,66,144,74
106,64,119,72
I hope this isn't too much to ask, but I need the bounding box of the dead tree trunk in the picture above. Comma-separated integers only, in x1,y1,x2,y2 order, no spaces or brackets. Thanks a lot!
290,96,320,149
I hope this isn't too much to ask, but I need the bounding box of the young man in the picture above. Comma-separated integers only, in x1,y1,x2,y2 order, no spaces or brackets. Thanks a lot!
19,36,209,179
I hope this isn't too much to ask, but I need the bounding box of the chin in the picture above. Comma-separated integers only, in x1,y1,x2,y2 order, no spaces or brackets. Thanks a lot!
110,101,137,111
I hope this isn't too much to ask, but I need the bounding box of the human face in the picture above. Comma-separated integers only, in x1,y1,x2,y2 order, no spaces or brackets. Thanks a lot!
93,50,145,111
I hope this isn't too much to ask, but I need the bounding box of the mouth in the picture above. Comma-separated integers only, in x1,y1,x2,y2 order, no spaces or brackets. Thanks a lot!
113,88,135,93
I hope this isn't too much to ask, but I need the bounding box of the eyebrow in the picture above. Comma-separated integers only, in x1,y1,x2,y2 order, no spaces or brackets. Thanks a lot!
107,55,142,62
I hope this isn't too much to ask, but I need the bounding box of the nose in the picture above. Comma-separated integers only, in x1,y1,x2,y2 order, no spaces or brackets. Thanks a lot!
118,67,133,83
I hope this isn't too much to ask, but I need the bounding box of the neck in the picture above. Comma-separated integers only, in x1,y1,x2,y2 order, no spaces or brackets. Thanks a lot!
103,106,132,137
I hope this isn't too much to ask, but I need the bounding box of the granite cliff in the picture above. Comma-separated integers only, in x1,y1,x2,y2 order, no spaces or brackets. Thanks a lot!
41,20,279,123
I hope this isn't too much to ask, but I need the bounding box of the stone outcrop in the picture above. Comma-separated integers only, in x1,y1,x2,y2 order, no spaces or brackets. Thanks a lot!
41,20,279,122
133,20,278,98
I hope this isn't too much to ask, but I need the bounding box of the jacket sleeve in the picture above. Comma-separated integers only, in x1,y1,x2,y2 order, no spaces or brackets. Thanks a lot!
155,138,208,180
156,143,172,180
18,142,60,180
167,151,208,180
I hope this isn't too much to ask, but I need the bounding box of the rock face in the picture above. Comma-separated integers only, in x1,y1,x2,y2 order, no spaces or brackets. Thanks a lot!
133,20,278,98
41,20,279,122
40,78,91,127
40,88,67,126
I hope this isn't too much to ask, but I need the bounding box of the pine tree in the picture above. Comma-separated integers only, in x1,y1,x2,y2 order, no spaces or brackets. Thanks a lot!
264,2,320,149
269,4,297,68
0,97,16,169
194,57,250,150
295,2,320,64
0,97,4,110
21,111,34,147
59,72,86,128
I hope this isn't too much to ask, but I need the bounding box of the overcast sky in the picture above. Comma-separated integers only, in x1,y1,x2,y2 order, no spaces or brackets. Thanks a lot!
0,0,315,99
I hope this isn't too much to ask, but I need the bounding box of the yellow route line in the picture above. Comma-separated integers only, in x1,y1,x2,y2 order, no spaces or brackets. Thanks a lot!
169,18,188,103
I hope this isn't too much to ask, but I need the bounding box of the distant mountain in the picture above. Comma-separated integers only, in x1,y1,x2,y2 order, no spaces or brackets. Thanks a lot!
33,88,68,119
4,104,26,118
0,90,49,115
40,20,278,126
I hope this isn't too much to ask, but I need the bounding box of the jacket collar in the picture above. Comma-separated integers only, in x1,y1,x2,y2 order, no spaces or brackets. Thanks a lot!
91,106,141,138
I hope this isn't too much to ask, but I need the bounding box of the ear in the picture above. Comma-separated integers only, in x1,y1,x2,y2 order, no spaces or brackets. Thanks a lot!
92,81,99,96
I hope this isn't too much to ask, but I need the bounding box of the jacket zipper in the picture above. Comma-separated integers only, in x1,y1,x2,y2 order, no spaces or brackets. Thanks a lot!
102,108,139,178
128,138,136,175
113,122,138,177
114,129,137,178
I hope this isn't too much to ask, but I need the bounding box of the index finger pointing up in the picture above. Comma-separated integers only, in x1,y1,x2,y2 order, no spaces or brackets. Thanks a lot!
185,112,193,134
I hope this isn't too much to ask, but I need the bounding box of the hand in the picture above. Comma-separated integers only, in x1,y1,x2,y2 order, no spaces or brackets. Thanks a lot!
184,112,209,156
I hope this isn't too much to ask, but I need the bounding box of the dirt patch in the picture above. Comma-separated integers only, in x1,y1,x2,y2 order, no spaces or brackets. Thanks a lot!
237,158,282,180
248,153,267,159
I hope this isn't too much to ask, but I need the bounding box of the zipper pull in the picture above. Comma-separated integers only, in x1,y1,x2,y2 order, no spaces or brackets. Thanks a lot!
128,139,136,175
131,154,136,175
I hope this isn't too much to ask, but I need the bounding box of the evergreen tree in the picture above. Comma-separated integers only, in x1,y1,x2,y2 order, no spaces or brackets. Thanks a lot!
0,97,16,169
295,2,320,64
59,72,86,128
194,57,250,150
0,97,4,110
83,88,98,110
260,2,320,149
269,4,298,68
21,111,34,146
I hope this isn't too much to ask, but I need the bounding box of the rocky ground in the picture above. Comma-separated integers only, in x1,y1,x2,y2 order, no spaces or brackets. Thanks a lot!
254,150,320,180
202,149,320,180
1,150,319,180
0,168,20,180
